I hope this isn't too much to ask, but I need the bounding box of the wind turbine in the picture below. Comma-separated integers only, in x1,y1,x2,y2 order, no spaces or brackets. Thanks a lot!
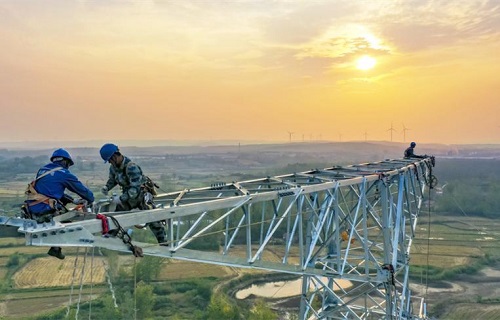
387,122,397,142
402,123,410,142
364,131,368,141
287,131,294,143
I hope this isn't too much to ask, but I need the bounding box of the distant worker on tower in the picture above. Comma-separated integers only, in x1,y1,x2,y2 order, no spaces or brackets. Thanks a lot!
404,142,426,159
99,143,167,245
24,148,94,259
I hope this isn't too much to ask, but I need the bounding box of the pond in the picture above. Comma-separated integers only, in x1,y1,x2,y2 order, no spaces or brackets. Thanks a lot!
235,278,353,299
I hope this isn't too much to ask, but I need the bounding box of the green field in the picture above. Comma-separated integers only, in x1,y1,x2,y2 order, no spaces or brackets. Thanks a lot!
413,214,500,270
0,243,236,319
1,150,500,318
1,212,500,319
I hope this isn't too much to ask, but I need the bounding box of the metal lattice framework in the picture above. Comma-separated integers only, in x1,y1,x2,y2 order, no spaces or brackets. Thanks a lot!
0,157,434,319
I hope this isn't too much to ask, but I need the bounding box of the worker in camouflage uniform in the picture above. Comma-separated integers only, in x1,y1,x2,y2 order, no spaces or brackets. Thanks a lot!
404,142,426,159
99,143,167,245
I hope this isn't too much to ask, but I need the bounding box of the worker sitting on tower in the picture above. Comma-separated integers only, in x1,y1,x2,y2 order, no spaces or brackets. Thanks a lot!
404,142,426,159
99,143,167,246
24,148,94,260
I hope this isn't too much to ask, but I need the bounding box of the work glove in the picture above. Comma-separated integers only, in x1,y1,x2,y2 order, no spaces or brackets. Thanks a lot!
86,201,94,212
144,192,154,205
111,195,122,205
101,186,109,195
73,199,87,205
54,202,65,212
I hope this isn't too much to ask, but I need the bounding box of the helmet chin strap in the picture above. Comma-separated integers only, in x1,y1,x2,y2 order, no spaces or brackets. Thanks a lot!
111,153,123,167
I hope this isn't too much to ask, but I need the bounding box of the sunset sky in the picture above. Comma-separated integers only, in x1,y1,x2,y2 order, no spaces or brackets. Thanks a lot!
1,0,499,145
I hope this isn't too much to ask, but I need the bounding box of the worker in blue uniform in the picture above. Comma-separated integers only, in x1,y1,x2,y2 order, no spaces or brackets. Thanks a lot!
24,148,94,259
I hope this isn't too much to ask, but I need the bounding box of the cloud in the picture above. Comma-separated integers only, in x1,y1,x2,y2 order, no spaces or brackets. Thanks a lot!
259,1,359,45
1,0,499,144
380,0,500,51
248,0,500,81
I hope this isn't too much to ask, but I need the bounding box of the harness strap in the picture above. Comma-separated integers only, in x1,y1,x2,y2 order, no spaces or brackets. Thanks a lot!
35,167,64,181
125,161,158,197
25,167,64,208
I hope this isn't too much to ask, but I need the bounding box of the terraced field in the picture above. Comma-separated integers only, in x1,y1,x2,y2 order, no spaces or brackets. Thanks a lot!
13,256,107,288
0,238,238,319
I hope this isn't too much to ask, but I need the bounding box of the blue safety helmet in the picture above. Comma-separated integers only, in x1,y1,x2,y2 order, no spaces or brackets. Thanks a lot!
410,142,416,147
50,148,74,166
100,143,119,163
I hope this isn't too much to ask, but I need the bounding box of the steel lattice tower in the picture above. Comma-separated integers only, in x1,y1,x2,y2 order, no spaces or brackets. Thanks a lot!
1,157,434,319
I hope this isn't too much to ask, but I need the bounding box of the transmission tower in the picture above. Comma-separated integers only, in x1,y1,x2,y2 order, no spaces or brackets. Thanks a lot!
1,157,435,319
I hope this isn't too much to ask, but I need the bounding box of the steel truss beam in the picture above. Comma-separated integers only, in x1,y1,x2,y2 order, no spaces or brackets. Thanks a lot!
0,158,433,319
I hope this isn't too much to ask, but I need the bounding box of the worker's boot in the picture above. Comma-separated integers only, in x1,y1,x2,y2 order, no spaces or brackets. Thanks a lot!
157,236,168,247
149,222,167,246
156,233,169,247
47,247,65,260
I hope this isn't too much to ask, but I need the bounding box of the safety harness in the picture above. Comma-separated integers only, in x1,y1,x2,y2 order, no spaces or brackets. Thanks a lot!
25,167,64,209
124,161,159,196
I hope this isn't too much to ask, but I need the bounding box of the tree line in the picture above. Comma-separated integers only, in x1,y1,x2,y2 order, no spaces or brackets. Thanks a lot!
433,158,500,217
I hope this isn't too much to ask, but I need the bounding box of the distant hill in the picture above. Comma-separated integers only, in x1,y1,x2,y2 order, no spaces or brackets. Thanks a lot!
1,141,499,163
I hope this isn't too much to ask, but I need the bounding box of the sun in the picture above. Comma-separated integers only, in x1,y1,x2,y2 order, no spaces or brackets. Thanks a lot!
356,55,376,70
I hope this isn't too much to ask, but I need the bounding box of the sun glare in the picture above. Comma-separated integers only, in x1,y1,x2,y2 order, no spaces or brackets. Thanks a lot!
356,55,376,70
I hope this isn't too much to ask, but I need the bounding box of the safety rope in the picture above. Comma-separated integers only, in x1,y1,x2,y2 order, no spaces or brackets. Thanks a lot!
425,184,432,300
108,215,143,257
424,156,436,301
75,247,89,320
98,247,118,308
66,247,81,318
450,196,483,233
134,256,138,320
88,247,95,320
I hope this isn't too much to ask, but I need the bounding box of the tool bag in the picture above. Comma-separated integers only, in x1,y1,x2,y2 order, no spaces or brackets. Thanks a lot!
142,176,159,196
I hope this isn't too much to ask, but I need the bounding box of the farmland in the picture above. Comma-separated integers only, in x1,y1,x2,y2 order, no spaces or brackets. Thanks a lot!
409,213,500,319
3,213,500,319
1,143,500,319
13,256,107,288
0,240,238,319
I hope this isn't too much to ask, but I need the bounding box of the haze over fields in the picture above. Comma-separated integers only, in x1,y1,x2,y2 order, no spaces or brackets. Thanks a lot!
1,1,500,145
0,141,498,166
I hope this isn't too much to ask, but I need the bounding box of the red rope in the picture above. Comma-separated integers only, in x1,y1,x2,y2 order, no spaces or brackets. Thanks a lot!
96,214,109,235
